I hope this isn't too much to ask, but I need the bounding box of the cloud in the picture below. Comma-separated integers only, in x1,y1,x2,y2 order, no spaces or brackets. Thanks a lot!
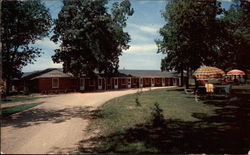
127,23,161,34
22,56,62,72
35,38,59,50
124,44,158,55
119,52,164,70
129,33,152,43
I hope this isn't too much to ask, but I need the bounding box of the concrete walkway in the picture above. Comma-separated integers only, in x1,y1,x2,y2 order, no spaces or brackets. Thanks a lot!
1,87,175,154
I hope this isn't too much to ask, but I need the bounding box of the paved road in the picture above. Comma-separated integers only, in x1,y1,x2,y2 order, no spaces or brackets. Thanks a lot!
1,87,174,154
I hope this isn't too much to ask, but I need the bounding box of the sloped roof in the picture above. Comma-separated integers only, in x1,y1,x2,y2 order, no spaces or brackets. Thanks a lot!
22,68,73,80
118,69,181,77
21,68,182,80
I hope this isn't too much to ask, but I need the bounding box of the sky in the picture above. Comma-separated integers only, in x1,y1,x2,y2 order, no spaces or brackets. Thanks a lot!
22,0,233,72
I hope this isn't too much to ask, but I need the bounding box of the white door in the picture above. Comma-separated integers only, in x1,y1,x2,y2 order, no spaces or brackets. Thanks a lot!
80,78,85,91
114,78,118,89
151,78,155,87
98,78,103,90
128,78,131,88
139,78,143,88
162,78,165,86
173,78,177,86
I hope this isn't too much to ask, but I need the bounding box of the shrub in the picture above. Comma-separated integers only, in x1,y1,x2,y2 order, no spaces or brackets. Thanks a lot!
135,94,141,106
151,102,165,127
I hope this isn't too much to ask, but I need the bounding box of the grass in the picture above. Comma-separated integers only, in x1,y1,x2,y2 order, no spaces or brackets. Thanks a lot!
81,87,250,154
2,96,45,104
1,102,44,117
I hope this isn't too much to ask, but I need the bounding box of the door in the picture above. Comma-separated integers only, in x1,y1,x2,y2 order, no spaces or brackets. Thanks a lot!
98,78,103,90
114,78,118,89
173,78,177,86
151,78,155,87
139,78,143,88
80,78,85,91
127,78,131,88
162,78,165,86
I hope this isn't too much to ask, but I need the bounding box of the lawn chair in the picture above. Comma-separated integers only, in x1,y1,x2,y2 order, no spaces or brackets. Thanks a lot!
205,83,215,99
184,88,194,94
224,84,232,98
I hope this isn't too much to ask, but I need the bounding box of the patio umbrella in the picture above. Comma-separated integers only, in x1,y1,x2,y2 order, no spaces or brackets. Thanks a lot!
226,69,245,76
192,66,225,80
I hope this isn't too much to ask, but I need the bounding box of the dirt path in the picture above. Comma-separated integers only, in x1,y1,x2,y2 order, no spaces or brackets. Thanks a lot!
1,87,175,154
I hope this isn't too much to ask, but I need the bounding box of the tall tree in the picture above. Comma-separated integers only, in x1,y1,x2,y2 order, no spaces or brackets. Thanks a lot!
156,0,223,88
2,0,52,94
51,0,134,77
218,0,250,73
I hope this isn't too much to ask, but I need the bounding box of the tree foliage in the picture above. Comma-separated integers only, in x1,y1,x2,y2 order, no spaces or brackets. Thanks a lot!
51,0,134,77
156,0,250,85
156,0,223,87
218,0,250,71
2,0,52,95
2,0,52,81
156,0,223,72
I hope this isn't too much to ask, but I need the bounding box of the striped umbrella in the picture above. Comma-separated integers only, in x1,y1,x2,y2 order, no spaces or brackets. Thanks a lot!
193,66,225,80
226,69,245,76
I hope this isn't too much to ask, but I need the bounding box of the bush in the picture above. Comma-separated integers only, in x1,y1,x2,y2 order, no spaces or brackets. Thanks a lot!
135,94,141,106
151,102,165,127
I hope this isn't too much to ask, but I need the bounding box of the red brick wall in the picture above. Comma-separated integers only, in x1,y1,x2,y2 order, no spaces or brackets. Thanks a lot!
37,77,75,92
105,78,113,90
143,78,151,87
155,78,162,87
131,77,139,88
85,78,97,91
118,78,127,89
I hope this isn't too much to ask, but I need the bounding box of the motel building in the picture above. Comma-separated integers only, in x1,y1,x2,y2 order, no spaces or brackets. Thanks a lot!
12,68,183,94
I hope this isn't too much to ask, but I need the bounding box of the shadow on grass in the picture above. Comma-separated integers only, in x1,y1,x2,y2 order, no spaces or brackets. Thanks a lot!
79,95,250,154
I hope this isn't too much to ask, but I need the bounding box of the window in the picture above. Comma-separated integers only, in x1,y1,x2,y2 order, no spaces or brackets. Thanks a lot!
52,78,59,88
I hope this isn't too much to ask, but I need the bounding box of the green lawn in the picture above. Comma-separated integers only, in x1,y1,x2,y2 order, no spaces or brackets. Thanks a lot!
81,88,250,154
1,102,44,117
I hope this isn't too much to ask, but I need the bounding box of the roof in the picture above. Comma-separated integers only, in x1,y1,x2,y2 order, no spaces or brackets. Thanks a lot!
21,68,73,80
21,68,182,80
118,69,181,77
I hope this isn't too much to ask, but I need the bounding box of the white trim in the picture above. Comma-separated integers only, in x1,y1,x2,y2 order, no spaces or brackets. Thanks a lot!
52,78,59,88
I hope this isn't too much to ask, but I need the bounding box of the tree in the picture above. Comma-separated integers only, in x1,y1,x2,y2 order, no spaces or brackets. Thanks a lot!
2,0,52,94
218,0,250,73
51,0,134,78
156,0,223,88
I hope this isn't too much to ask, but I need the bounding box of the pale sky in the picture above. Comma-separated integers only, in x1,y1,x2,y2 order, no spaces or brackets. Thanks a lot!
22,0,232,72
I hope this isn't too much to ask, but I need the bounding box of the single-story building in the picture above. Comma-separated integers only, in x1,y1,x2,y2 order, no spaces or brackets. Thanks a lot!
12,68,184,93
